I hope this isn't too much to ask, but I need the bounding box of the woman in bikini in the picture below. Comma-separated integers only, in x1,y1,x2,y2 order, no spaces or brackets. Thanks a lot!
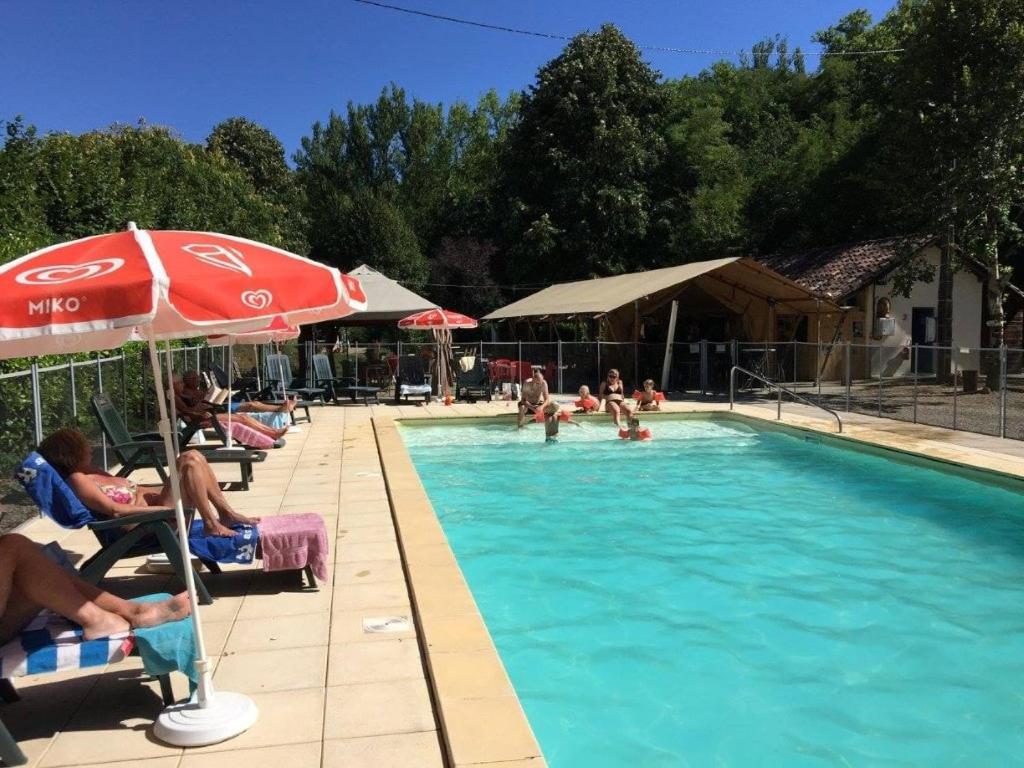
598,369,633,429
38,428,258,538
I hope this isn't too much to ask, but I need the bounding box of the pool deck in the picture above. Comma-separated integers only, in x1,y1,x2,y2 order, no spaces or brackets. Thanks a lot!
7,397,1023,767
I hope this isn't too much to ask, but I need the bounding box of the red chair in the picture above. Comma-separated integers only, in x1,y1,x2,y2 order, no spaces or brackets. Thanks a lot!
510,361,534,384
490,358,512,383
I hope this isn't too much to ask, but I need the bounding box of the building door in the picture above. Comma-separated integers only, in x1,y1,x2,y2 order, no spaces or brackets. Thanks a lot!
912,307,936,375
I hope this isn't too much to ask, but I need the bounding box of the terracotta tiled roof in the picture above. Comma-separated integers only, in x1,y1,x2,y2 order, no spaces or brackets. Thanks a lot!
757,235,936,300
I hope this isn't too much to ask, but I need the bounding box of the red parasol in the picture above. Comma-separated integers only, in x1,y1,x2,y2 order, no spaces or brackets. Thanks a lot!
0,224,366,747
398,308,478,398
0,226,365,355
398,308,478,329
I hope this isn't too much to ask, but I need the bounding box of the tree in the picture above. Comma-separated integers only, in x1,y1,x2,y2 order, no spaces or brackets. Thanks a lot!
207,117,290,194
881,0,1024,343
501,24,665,281
0,118,53,265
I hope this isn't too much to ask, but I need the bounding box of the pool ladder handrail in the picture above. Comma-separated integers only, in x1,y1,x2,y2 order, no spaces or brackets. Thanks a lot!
729,365,843,433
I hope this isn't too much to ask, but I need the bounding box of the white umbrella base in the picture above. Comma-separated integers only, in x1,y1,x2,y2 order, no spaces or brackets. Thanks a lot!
154,690,258,747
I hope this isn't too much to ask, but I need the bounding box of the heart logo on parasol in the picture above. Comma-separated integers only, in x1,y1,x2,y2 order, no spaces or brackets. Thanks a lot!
240,289,273,310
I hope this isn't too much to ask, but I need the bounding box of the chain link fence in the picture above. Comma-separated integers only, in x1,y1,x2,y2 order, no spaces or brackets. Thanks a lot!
2,337,1021,532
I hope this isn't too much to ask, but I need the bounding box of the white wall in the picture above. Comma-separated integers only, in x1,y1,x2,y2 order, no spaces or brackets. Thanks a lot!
867,246,985,376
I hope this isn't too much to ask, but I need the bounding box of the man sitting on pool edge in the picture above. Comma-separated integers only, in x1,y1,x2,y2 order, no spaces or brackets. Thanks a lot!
517,368,552,428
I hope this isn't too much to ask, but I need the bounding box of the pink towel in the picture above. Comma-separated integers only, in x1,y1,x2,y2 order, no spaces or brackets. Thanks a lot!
258,513,329,581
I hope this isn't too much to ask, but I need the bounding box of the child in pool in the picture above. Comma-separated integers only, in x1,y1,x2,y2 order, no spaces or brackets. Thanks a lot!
621,416,652,441
636,379,661,412
543,401,580,442
574,385,600,414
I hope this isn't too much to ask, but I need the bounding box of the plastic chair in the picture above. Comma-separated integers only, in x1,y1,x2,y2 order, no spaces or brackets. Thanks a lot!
14,452,216,605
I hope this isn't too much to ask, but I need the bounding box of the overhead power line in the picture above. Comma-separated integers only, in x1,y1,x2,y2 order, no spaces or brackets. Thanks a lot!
351,0,904,58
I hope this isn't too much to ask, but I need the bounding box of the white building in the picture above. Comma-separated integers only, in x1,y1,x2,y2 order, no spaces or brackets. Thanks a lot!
759,236,990,379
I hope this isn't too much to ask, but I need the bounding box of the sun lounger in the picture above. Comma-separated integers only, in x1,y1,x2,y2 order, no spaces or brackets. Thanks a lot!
312,353,381,404
15,452,217,604
0,605,179,766
91,393,266,491
264,354,326,405
394,356,433,403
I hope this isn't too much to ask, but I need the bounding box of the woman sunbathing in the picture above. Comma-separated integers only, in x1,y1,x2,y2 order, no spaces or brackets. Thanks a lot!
38,428,258,538
0,533,191,643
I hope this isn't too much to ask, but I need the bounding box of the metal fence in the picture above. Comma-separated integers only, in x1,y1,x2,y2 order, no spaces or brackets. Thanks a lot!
1,338,1021,489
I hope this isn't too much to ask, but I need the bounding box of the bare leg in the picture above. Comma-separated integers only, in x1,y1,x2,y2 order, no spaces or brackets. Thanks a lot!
517,403,527,428
608,402,622,429
173,452,236,537
240,399,294,414
0,534,128,640
219,414,287,440
187,451,260,527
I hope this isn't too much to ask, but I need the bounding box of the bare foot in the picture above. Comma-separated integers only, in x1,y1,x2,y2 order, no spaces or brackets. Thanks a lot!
270,427,288,440
204,521,237,537
131,592,192,628
221,511,260,526
82,612,131,640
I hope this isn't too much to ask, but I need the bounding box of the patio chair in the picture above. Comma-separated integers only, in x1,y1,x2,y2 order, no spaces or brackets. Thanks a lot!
509,360,534,385
90,393,266,491
0,599,180,766
14,452,217,605
455,355,491,403
263,354,326,405
312,354,380,405
394,356,433,403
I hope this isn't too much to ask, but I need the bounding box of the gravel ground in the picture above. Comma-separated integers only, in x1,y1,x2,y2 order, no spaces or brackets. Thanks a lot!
0,479,40,536
738,382,1024,441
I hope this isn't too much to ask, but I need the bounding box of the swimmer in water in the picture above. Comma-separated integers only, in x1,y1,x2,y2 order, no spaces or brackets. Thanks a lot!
543,401,580,442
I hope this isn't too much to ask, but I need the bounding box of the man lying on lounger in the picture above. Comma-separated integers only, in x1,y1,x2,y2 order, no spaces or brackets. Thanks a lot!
517,369,552,428
174,373,288,442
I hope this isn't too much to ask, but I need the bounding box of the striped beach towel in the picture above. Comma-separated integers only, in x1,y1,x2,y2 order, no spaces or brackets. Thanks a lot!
0,612,133,679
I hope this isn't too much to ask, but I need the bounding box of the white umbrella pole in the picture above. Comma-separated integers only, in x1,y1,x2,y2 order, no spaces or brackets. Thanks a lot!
226,339,234,449
150,337,258,745
163,346,181,457
150,339,211,690
276,342,287,400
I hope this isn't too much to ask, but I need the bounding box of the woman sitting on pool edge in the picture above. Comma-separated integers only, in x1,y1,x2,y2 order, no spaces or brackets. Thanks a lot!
598,369,632,428
37,427,258,538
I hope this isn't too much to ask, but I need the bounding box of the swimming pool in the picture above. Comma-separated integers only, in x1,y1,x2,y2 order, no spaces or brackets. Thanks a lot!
400,416,1024,767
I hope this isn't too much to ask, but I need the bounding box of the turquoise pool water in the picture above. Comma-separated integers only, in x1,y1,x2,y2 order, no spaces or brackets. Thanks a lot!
400,417,1024,767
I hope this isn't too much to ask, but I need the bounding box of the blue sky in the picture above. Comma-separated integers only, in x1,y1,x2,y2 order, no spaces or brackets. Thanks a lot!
1,1,897,156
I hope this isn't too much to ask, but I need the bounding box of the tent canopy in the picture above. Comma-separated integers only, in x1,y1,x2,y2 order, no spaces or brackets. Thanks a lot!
337,264,436,324
483,257,837,321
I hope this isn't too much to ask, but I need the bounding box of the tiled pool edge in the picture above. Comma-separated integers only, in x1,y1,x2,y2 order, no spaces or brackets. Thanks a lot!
374,402,1022,768
373,415,547,768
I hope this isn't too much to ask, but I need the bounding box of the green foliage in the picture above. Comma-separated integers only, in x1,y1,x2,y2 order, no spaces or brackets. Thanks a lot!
501,24,665,280
295,85,516,300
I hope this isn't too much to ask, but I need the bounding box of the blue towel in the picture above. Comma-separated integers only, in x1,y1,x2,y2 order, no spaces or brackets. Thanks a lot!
187,519,258,565
131,594,198,693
